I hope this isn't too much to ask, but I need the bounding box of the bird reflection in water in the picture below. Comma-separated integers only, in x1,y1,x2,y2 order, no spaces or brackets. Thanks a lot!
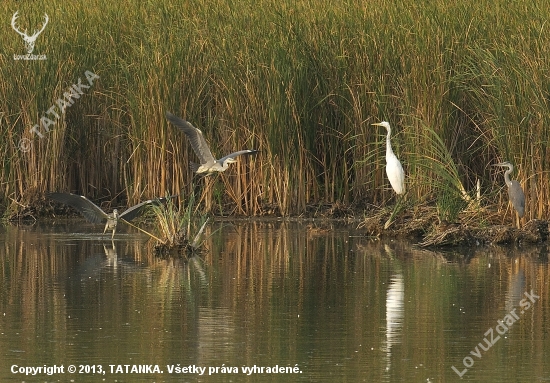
382,245,404,374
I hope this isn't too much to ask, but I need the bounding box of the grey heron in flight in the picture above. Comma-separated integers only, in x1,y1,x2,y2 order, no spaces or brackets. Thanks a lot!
47,192,170,238
493,161,525,227
166,111,258,174
372,121,405,195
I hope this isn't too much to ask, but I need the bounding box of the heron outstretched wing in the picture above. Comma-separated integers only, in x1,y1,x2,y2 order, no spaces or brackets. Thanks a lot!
218,149,259,165
47,192,108,223
166,112,216,164
119,196,173,222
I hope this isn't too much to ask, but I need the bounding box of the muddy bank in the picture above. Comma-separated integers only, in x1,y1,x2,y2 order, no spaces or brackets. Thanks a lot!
11,197,549,248
357,204,549,247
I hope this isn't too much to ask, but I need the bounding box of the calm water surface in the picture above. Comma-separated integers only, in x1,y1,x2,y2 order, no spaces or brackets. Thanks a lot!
0,220,548,382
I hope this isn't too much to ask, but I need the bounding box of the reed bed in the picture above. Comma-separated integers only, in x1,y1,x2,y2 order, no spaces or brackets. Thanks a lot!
2,0,550,220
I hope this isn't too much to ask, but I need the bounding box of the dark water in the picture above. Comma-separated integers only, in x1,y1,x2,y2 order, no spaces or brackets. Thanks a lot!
0,220,548,382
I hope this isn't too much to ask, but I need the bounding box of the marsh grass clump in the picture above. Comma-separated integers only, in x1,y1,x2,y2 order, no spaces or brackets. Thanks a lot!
413,124,473,222
152,195,209,256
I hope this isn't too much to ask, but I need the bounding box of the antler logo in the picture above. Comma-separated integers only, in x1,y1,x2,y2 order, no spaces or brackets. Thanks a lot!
11,11,49,54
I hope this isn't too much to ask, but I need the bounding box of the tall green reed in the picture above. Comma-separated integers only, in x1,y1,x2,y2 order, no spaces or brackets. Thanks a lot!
2,0,550,219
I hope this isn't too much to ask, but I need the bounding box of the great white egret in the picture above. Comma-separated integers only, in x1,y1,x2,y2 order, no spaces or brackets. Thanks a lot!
166,112,258,174
47,192,170,238
372,121,405,195
493,161,525,227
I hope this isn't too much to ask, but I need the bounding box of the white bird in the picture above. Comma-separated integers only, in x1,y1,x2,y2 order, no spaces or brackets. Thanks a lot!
166,112,258,174
372,121,405,195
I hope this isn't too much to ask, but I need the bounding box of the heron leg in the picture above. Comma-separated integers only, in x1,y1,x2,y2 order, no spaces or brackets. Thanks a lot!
111,226,116,239
384,194,406,230
515,212,521,230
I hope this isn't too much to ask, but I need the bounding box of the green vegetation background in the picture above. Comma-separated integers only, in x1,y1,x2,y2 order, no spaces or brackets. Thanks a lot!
2,0,549,218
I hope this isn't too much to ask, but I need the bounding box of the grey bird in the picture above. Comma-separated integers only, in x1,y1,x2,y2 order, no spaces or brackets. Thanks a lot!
166,111,258,174
47,192,170,238
493,161,525,227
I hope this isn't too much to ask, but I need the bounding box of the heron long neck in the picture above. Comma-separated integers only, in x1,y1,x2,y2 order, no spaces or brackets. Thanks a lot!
385,128,395,159
504,168,513,187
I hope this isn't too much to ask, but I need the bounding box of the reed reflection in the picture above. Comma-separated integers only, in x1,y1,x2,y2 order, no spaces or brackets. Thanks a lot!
0,222,548,382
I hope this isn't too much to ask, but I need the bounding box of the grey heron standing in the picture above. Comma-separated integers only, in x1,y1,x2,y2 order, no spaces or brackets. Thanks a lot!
47,192,170,238
493,161,525,228
166,111,258,174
